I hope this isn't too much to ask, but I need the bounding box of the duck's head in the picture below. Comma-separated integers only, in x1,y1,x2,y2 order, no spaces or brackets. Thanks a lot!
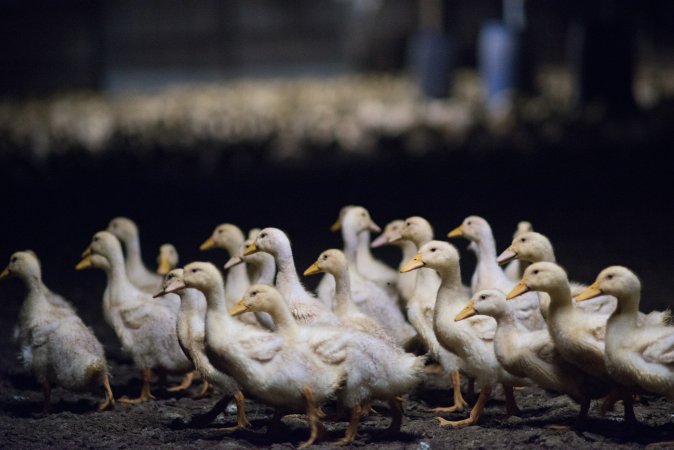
456,289,508,321
153,268,186,298
200,223,245,253
371,219,403,248
575,266,640,304
181,262,223,293
342,206,381,236
304,249,346,277
1,251,41,282
497,231,553,265
78,231,122,269
514,221,533,238
244,227,289,257
157,243,179,275
329,205,356,232
76,253,110,271
230,284,282,316
448,215,490,242
395,216,433,248
107,217,138,242
507,261,568,299
400,240,459,273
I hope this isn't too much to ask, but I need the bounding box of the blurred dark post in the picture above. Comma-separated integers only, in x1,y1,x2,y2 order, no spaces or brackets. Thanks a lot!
410,0,454,99
477,0,533,111
568,0,636,113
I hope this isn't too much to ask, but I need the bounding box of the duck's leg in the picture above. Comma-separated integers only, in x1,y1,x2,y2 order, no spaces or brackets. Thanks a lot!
233,390,251,429
189,394,231,427
600,389,621,414
167,371,195,392
503,384,521,417
298,386,326,449
191,380,211,399
336,404,362,445
98,374,115,411
437,384,492,428
385,396,404,434
622,389,638,427
431,371,468,412
118,368,156,404
42,381,51,415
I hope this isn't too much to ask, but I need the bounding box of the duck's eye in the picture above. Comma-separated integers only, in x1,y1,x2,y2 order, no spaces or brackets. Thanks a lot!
533,270,539,275
607,274,614,280
191,268,199,273
467,221,472,226
361,212,366,217
93,236,99,242
405,222,411,227
322,255,328,260
11,257,17,263
260,233,267,238
217,229,223,234
251,291,257,297
430,248,437,253
520,237,526,242
480,295,486,300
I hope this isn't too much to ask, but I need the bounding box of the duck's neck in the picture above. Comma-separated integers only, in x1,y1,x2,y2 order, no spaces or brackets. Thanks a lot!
273,245,303,293
123,233,145,274
106,250,141,307
342,226,359,262
398,241,417,269
226,263,249,301
19,273,46,297
203,281,232,318
436,265,464,305
607,292,639,329
265,298,300,337
252,257,276,286
356,231,374,264
178,288,205,317
530,248,556,263
546,282,574,315
331,268,355,316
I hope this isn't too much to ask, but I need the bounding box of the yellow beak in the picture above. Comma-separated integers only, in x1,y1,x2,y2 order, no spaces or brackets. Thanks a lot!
200,237,215,251
455,301,477,321
81,246,92,258
0,265,10,280
400,254,424,273
76,256,92,270
506,279,529,300
229,300,249,317
447,225,464,238
304,261,322,276
330,218,342,232
243,242,258,256
575,281,603,302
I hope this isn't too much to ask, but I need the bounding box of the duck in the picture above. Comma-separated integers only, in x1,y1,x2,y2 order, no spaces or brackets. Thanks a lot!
1,251,114,412
401,241,529,427
448,216,545,332
156,243,179,275
168,264,347,449
77,231,193,403
575,266,674,400
304,249,397,346
392,216,468,413
456,289,606,427
507,262,636,424
503,221,533,282
318,208,416,346
154,269,250,429
107,217,163,293
371,219,417,303
244,227,340,326
231,283,424,444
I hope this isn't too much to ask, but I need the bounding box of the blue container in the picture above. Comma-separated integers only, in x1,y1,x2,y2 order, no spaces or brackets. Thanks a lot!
410,31,454,99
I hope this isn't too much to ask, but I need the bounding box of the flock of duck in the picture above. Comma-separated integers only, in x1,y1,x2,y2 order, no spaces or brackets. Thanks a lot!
2,207,673,448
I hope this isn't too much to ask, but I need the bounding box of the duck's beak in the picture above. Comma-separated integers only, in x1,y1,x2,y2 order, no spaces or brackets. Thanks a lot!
455,301,477,321
447,225,463,238
224,255,243,270
367,220,381,233
0,265,10,280
506,279,529,300
370,232,389,248
156,256,172,275
75,256,92,270
574,281,603,302
243,242,258,256
81,246,92,258
155,278,186,297
330,218,342,232
304,261,321,276
387,231,403,244
229,299,249,317
496,247,518,266
400,254,424,273
200,237,215,251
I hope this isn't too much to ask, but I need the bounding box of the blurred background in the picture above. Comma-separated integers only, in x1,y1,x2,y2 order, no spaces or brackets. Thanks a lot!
1,0,673,327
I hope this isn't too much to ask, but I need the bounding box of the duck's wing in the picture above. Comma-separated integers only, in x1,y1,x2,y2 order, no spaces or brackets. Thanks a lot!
239,332,285,362
469,315,496,341
642,331,674,364
119,303,160,329
311,332,350,365
407,301,440,356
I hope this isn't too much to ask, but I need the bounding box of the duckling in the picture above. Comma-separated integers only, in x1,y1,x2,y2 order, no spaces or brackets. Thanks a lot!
1,251,114,412
244,227,340,326
231,283,424,445
304,249,397,346
576,267,673,400
371,219,417,303
448,216,545,332
156,243,179,275
456,289,606,427
107,217,163,292
154,269,250,429
169,265,347,449
402,241,529,427
503,221,533,282
507,262,636,424
77,231,192,404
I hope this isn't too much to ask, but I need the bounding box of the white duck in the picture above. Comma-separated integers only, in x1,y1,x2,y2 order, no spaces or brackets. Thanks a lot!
1,251,114,412
77,231,192,403
507,262,636,424
371,219,418,303
503,221,533,282
576,267,674,400
244,227,340,326
156,243,179,275
231,283,424,444
107,217,163,292
448,216,545,332
154,269,250,429
402,241,529,427
169,264,347,448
